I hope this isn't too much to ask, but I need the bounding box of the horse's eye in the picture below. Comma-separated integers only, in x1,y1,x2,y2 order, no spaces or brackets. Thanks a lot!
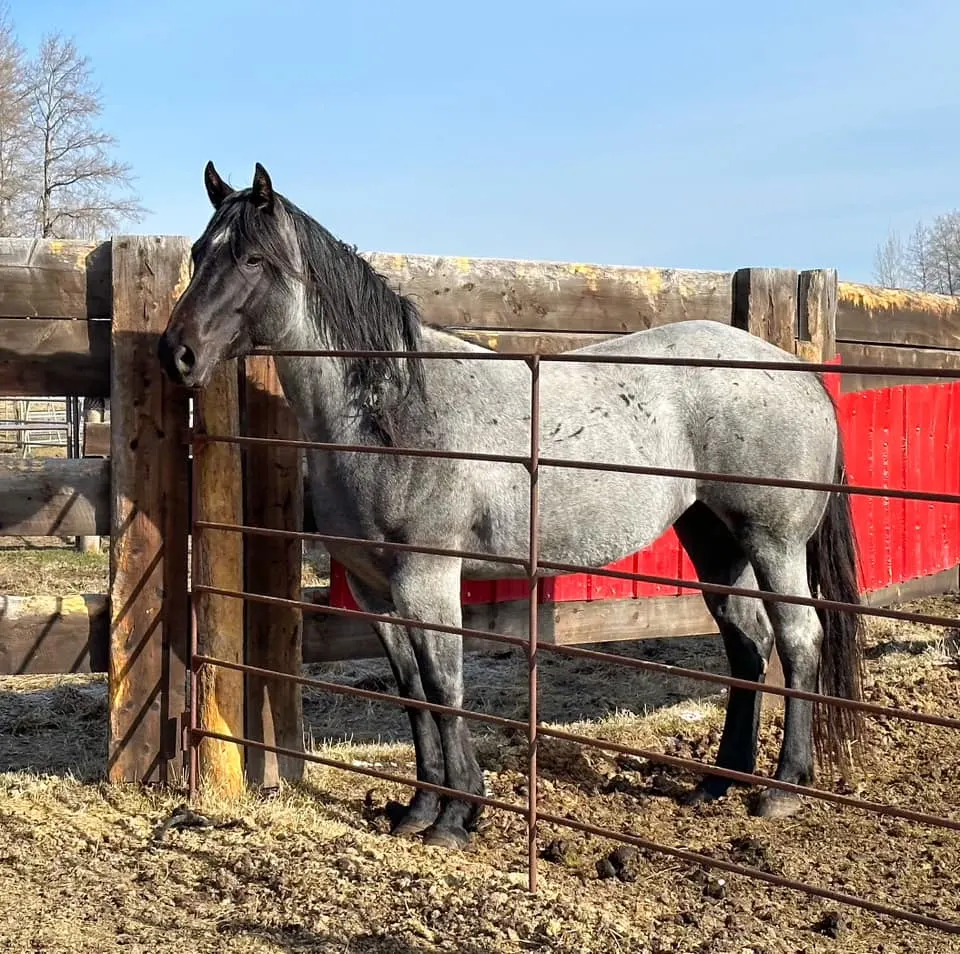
245,254,263,268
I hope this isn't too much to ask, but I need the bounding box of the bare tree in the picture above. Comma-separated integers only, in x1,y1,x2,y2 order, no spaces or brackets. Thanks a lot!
872,228,908,289
905,221,935,292
25,33,146,239
873,213,960,296
0,3,30,235
927,212,960,296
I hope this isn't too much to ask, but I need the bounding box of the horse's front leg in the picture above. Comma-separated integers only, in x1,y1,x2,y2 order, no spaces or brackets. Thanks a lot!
345,571,444,836
393,555,486,850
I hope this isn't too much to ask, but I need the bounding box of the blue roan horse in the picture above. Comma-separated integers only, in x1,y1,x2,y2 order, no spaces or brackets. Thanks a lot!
159,162,865,850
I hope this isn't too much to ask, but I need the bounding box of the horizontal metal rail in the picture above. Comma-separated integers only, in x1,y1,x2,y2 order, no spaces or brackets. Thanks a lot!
193,537,960,636
193,520,529,570
246,346,960,381
187,725,960,935
194,432,960,506
192,652,960,833
191,584,960,730
535,810,960,935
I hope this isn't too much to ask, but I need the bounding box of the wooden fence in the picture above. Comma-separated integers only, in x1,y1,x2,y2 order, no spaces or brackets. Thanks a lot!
0,237,957,789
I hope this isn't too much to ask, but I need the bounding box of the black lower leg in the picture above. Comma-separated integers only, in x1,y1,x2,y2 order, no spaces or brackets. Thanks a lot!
748,550,821,820
689,608,772,803
410,634,485,849
374,624,444,834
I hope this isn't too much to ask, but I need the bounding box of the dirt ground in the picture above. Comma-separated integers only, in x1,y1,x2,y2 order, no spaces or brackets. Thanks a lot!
0,546,958,953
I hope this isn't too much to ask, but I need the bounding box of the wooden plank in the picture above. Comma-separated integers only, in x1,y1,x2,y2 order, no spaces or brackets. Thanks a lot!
108,235,192,786
732,267,798,352
83,420,110,457
864,564,960,608
301,591,720,663
0,594,108,675
0,458,108,536
193,360,246,798
837,282,960,349
837,342,960,392
452,329,619,354
0,317,110,396
364,253,733,334
796,268,837,363
0,238,110,319
552,593,718,645
242,354,305,788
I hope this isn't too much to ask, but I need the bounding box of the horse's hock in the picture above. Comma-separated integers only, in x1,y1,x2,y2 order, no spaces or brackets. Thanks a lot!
0,236,959,930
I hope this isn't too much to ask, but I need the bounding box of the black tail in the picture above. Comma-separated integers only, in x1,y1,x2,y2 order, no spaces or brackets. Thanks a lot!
806,430,867,777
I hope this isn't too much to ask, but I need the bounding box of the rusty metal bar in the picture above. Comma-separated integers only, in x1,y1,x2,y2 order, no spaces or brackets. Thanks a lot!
190,650,960,833
249,345,960,382
191,727,525,817
540,641,960,731
535,810,960,934
533,560,960,632
537,725,960,832
187,407,200,801
185,721,960,934
191,582,960,730
192,519,528,570
193,654,528,733
196,431,960,507
526,355,541,892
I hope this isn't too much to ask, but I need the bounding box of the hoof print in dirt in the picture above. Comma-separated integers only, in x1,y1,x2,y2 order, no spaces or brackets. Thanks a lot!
812,910,847,939
726,835,776,873
596,845,640,882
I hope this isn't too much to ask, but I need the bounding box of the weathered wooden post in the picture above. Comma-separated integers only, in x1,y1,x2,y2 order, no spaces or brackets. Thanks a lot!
731,266,839,709
78,397,105,554
192,360,246,798
242,354,305,789
108,236,191,785
797,269,838,363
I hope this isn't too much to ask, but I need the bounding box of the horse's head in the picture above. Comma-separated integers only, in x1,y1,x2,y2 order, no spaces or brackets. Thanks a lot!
158,161,302,387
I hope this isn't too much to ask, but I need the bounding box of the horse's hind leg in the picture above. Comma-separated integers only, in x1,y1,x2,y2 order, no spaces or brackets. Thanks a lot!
740,529,824,820
345,571,443,836
673,503,775,802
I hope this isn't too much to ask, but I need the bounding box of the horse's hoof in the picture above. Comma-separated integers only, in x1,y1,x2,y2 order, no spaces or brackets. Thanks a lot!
422,824,471,850
683,785,719,807
683,777,731,806
753,788,802,820
390,815,434,837
385,799,437,837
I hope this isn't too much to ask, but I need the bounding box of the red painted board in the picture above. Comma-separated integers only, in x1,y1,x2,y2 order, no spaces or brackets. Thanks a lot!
902,384,947,581
838,389,872,592
879,386,907,588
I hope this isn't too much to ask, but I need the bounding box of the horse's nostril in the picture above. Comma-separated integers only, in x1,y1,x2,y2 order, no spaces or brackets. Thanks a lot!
173,345,196,375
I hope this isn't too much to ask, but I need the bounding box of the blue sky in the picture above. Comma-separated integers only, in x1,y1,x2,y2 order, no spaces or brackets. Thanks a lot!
10,0,960,282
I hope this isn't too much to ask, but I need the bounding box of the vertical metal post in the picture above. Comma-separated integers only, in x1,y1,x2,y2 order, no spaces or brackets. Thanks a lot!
526,355,541,893
187,398,201,801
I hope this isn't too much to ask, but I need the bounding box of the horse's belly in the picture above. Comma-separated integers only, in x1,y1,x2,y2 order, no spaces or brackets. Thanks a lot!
461,469,692,580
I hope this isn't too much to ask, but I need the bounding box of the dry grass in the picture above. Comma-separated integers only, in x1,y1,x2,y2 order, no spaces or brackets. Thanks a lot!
0,541,330,594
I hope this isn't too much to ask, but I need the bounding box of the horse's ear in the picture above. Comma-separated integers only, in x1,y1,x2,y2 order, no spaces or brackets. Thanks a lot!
204,161,233,209
251,162,274,212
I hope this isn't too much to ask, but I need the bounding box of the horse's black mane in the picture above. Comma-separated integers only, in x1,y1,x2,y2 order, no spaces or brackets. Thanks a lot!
216,188,426,439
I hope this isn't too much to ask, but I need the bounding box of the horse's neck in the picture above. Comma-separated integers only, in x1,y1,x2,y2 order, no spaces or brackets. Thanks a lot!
268,313,415,445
